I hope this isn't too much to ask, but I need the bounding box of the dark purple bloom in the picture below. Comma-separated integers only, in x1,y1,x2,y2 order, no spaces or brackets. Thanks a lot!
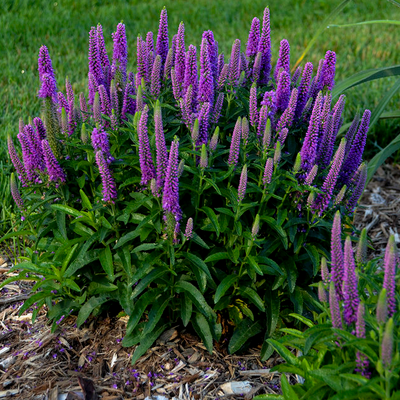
146,31,154,57
99,84,111,117
38,45,56,84
174,22,186,84
163,48,174,79
202,31,218,83
275,70,291,112
110,81,119,116
18,133,37,183
42,139,66,184
321,50,336,91
300,92,322,172
57,92,69,114
171,68,181,101
91,126,113,164
33,117,47,141
346,162,367,212
88,73,98,106
24,124,44,171
112,23,128,83
383,235,397,317
150,55,162,98
249,84,258,129
217,63,229,90
197,102,211,147
138,106,156,185
340,109,371,185
257,7,271,85
38,73,57,99
184,218,193,239
274,39,290,82
276,88,298,132
291,66,302,86
329,281,342,329
88,26,104,86
180,85,194,129
217,53,225,77
246,17,260,58
238,164,248,202
343,236,359,325
212,93,224,124
162,137,181,232
304,165,318,186
257,105,268,137
332,95,346,137
198,38,214,104
344,113,360,158
316,114,335,168
95,150,117,203
156,7,169,64
228,117,241,167
295,62,313,119
184,45,198,102
331,211,344,301
154,102,168,191
309,59,325,100
320,93,332,128
229,39,241,86
10,172,24,210
121,81,136,120
97,24,111,87
278,127,288,146
137,35,149,88
252,52,262,83
65,78,74,107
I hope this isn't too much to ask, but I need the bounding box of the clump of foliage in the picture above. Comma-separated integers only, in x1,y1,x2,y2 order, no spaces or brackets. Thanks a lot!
255,220,399,400
2,7,371,360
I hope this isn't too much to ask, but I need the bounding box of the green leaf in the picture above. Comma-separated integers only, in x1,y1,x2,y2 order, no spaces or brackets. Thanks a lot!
192,313,213,354
18,292,51,315
131,267,169,299
56,211,68,241
142,294,171,336
332,65,400,98
180,294,192,327
100,245,114,280
126,290,158,335
204,252,230,263
181,253,214,283
132,243,162,253
283,258,298,293
51,204,84,218
203,177,222,195
214,274,237,303
0,230,33,244
191,232,210,249
64,249,100,277
215,207,235,218
281,374,300,400
117,247,133,280
79,189,93,211
253,395,284,400
238,287,265,312
228,319,262,354
265,290,280,337
308,369,345,393
130,323,169,365
305,245,320,276
257,256,283,275
200,207,220,237
247,255,264,275
289,313,314,328
261,216,288,249
76,295,109,327
174,280,214,321
329,19,400,28
267,338,300,366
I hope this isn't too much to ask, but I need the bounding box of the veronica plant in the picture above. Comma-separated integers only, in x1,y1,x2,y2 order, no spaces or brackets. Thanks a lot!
2,7,371,361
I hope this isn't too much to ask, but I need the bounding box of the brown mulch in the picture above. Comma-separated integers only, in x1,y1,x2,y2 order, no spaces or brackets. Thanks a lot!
1,164,399,399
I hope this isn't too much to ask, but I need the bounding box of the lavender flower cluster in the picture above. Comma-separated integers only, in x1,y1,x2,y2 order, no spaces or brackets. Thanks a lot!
319,212,398,377
8,7,369,231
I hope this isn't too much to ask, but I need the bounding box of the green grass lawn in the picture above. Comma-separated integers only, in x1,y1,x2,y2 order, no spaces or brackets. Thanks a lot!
1,0,400,160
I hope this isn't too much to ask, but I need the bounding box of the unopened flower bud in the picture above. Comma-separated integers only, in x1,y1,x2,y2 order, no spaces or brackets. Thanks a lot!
274,141,281,165
178,159,185,177
200,144,208,169
191,118,199,143
209,127,219,152
377,288,388,324
293,153,301,173
81,123,88,144
251,214,260,238
356,227,367,264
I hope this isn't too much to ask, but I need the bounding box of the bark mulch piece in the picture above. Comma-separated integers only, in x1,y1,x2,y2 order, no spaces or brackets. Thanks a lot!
2,164,398,399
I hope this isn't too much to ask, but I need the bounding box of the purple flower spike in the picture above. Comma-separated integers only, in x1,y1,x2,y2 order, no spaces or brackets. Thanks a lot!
89,27,104,86
171,68,181,101
180,85,194,129
10,173,24,210
313,138,346,213
229,39,241,86
185,218,193,239
156,8,169,64
38,45,56,84
249,84,258,129
24,124,44,171
137,36,149,89
112,23,128,83
318,281,328,303
197,102,212,147
257,7,271,85
164,48,173,79
300,92,322,172
91,127,113,164
263,158,274,185
88,73,98,106
18,133,36,183
138,106,156,185
154,102,168,191
38,73,57,99
329,281,342,329
242,117,249,146
334,185,347,206
310,59,325,101
33,117,47,141
174,22,186,84
332,95,346,137
340,109,371,185
246,17,260,58
202,31,218,83
163,137,182,231
344,113,360,157
322,50,336,91
316,114,335,168
146,31,154,59
184,45,198,101
276,88,298,132
95,150,117,203
291,66,302,86
212,93,224,124
304,165,318,186
278,127,288,146
343,236,359,325
217,64,229,90
257,106,269,137
346,162,367,212
252,52,262,83
121,81,136,120
217,53,225,76
295,62,313,119
275,71,291,112
42,139,66,184
228,117,242,167
8,136,28,186
321,257,330,283
355,303,370,378
57,92,69,114
383,235,397,317
274,39,290,82
331,211,344,301
209,128,219,152
238,164,248,202
97,24,111,87
99,84,111,117
198,38,214,105
150,55,162,98
381,318,394,368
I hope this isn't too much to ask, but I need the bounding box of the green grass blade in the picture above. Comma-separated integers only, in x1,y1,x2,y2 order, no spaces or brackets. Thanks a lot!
329,19,400,28
292,0,351,72
332,65,400,98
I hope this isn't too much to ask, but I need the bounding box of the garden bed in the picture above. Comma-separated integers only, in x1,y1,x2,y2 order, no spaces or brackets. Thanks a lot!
1,163,398,400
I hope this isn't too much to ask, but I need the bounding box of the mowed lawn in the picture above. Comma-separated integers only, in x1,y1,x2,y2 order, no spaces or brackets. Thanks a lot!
1,0,400,159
